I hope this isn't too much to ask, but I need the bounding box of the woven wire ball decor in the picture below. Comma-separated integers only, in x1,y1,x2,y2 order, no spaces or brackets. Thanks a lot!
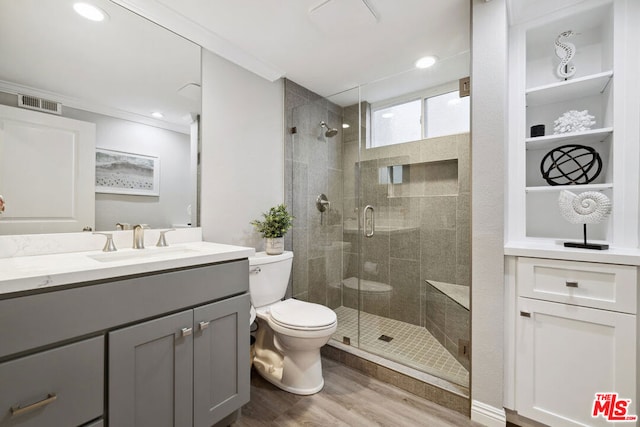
540,144,602,186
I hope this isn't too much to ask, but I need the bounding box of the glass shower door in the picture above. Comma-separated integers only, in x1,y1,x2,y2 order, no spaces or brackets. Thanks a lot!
284,75,470,389
350,67,471,388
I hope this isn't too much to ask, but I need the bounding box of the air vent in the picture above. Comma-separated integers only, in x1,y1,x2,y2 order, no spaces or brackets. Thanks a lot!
18,94,62,115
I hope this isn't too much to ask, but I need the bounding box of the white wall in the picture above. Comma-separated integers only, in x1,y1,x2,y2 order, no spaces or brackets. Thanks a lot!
470,0,508,425
200,50,284,248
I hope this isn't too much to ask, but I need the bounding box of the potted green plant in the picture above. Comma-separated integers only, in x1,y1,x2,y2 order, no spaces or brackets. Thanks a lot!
251,204,294,255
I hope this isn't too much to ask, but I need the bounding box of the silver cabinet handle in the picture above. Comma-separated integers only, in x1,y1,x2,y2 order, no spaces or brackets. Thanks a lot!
181,327,193,337
565,281,579,288
363,205,375,238
251,267,261,274
199,321,210,331
11,393,57,417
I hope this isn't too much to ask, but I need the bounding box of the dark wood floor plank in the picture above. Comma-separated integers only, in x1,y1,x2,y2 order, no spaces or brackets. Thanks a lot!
232,358,481,427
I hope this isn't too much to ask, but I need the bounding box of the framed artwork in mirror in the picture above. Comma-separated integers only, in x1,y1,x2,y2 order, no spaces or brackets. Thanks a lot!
95,148,160,196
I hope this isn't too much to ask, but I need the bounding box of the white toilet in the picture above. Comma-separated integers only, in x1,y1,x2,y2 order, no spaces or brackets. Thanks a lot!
249,251,337,395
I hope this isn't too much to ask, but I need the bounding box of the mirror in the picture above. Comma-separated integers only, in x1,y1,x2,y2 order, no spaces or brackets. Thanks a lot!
0,0,201,235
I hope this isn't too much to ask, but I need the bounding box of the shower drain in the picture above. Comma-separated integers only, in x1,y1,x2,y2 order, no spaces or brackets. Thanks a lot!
378,334,393,342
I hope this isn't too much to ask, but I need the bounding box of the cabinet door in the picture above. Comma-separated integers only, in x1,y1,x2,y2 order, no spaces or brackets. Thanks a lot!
516,298,636,427
109,310,193,427
193,294,250,427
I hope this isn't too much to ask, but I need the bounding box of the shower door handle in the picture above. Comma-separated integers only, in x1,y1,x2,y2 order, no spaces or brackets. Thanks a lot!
363,205,375,237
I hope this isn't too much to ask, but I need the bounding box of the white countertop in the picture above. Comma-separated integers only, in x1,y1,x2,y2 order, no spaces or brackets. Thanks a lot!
0,241,255,297
505,240,640,266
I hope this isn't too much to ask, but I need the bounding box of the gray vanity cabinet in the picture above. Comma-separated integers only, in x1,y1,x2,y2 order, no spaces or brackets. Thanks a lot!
108,294,250,427
194,294,250,427
108,310,194,427
1,259,250,427
0,336,103,427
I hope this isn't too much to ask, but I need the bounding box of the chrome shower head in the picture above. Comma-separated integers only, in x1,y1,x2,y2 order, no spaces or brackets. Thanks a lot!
320,121,338,138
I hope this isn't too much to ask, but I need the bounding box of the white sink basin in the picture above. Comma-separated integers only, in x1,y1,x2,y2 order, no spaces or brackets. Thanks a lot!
88,246,199,263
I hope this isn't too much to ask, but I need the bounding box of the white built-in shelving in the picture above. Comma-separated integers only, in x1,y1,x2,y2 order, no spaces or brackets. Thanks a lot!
504,4,640,426
525,127,613,150
506,0,639,247
525,183,613,193
525,71,613,106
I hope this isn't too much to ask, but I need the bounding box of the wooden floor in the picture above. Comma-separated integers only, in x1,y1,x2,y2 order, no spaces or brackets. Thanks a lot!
232,358,482,427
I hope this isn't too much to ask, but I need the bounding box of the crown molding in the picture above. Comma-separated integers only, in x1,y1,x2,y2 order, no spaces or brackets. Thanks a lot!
0,80,190,134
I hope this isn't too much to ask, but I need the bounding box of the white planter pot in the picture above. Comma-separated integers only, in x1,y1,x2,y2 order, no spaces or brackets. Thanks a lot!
265,237,284,255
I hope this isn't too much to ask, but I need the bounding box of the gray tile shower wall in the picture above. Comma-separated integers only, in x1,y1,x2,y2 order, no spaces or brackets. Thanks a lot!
424,281,471,371
284,79,345,305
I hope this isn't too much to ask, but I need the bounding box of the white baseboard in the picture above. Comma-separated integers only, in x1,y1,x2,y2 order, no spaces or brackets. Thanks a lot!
471,400,507,427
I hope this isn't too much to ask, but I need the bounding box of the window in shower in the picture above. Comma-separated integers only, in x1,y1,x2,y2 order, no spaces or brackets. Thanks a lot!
424,90,470,138
369,88,470,148
371,99,422,148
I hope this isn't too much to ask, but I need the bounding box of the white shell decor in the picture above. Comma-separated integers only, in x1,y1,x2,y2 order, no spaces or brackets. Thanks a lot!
553,110,596,134
555,30,577,79
558,190,611,224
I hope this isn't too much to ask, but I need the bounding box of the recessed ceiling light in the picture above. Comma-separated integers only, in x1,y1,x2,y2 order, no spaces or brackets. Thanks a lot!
342,123,350,129
381,113,394,119
151,112,164,119
73,3,108,22
415,56,437,69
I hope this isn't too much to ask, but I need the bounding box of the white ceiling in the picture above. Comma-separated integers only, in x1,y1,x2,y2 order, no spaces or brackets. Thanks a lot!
0,0,470,128
142,0,470,99
120,0,471,101
507,0,588,26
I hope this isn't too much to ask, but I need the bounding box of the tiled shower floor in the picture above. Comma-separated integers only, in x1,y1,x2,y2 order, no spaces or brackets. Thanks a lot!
332,306,469,387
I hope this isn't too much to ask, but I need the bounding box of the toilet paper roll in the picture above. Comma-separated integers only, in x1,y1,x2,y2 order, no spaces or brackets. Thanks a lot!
364,261,378,275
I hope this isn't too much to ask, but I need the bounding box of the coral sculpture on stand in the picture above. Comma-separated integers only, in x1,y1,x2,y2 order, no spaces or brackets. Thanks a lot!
553,110,596,134
558,190,611,250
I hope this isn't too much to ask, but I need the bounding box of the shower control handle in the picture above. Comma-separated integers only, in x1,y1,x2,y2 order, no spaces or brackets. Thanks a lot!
316,194,330,213
364,205,375,238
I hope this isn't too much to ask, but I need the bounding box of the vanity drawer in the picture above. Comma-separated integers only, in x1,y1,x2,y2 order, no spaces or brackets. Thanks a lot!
0,336,104,427
517,257,637,314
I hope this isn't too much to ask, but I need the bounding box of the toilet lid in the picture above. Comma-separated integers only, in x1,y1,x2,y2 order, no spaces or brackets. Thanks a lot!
269,299,336,330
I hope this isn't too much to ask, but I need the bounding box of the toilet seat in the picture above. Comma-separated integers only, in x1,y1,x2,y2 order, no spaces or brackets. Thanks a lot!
269,299,337,330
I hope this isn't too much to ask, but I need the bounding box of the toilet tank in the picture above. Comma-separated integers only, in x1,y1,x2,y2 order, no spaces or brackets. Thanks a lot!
249,251,293,308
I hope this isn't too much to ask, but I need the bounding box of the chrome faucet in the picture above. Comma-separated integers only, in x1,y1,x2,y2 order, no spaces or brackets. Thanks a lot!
133,224,146,249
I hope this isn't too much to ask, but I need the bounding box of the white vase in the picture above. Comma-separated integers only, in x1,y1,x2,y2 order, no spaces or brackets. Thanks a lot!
265,237,284,255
